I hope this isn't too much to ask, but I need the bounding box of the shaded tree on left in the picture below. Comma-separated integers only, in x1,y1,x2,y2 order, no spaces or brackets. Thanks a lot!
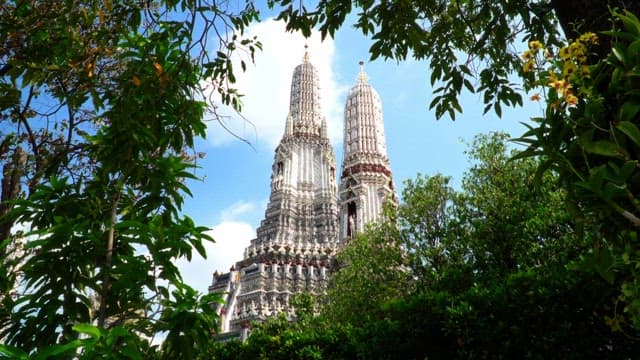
0,1,261,357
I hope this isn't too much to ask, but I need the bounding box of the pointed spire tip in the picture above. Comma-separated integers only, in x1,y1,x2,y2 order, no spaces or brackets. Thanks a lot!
303,44,309,63
358,60,368,83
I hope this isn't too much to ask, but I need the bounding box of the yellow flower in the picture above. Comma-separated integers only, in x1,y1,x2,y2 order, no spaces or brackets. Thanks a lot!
580,65,590,76
548,79,571,95
559,46,571,60
579,32,599,44
522,50,533,60
528,40,543,51
86,61,95,78
548,79,563,90
570,42,585,57
562,61,577,78
565,93,578,106
523,60,535,73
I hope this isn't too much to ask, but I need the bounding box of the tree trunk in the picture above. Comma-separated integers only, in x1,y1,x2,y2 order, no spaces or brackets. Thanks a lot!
0,147,26,247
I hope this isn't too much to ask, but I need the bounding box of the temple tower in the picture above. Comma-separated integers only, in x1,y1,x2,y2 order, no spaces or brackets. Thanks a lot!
210,50,339,334
338,62,396,242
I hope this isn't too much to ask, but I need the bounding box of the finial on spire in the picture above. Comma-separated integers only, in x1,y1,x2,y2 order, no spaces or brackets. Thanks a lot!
303,44,309,63
357,60,368,83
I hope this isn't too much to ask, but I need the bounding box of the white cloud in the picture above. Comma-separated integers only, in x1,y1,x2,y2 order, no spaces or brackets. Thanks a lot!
206,19,347,150
177,200,265,294
219,200,256,222
177,221,255,294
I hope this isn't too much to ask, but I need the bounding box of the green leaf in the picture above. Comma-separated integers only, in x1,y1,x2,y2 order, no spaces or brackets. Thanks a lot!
617,121,640,147
463,79,474,93
592,248,616,285
494,101,502,118
619,11,640,36
628,39,640,60
612,46,627,67
581,140,626,158
619,160,638,180
619,99,640,123
33,340,83,360
0,344,29,360
73,323,103,339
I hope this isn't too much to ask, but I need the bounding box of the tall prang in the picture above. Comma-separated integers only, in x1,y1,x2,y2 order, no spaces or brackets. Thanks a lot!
338,62,396,242
209,49,340,336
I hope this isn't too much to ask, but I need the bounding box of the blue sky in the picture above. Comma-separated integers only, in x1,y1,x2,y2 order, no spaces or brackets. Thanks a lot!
176,9,544,293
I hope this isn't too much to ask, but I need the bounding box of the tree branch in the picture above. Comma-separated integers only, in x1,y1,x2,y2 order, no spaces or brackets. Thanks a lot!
98,180,122,328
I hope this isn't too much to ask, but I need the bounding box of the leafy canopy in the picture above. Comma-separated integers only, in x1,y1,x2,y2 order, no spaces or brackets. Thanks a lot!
269,0,563,119
0,0,260,357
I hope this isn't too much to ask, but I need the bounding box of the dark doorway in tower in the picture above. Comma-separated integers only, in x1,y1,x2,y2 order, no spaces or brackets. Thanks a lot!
347,202,357,238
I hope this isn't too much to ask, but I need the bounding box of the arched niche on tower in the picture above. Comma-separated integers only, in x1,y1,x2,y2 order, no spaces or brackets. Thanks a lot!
346,201,357,239
272,154,287,191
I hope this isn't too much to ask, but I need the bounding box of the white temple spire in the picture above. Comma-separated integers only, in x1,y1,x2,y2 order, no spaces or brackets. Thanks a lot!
287,45,323,137
338,62,396,242
210,55,339,335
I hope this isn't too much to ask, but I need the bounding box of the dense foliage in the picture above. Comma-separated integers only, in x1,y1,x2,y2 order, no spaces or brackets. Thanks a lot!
0,0,259,358
516,10,640,329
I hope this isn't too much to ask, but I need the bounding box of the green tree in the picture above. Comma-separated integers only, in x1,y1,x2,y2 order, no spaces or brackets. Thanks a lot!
396,174,467,287
209,309,360,360
325,219,413,325
514,11,640,328
459,133,579,278
320,133,639,358
0,0,259,357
